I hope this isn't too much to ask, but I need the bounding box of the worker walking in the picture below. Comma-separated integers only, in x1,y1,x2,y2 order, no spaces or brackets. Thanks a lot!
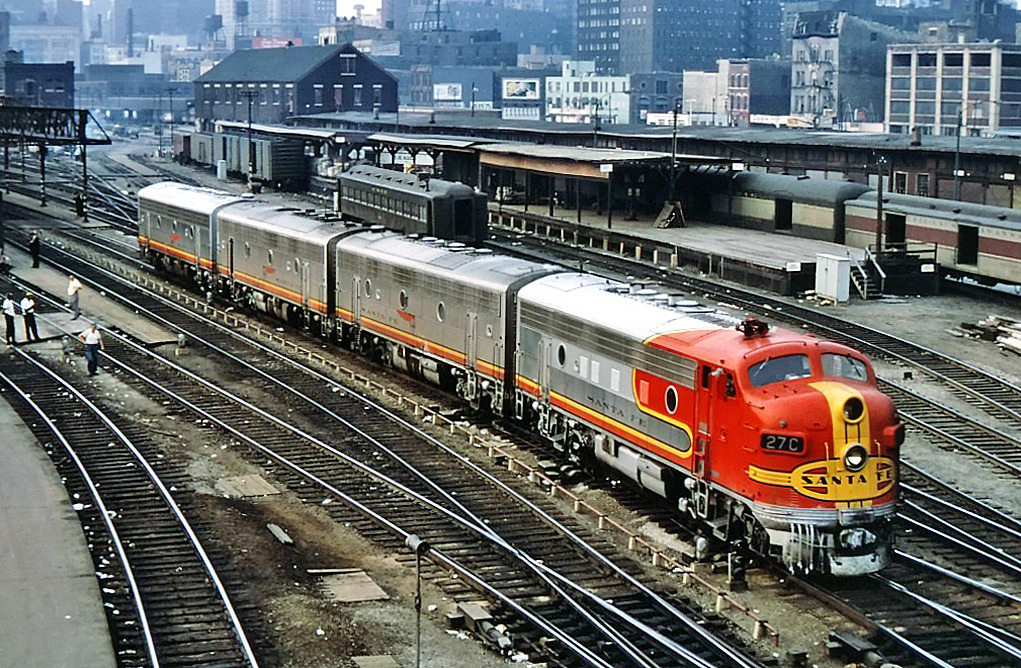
28,233,40,268
78,322,105,376
67,274,83,319
20,292,39,342
2,294,16,345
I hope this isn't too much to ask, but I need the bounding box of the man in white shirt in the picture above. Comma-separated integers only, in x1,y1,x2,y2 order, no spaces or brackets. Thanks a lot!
20,292,39,342
78,322,105,376
2,294,16,345
67,275,83,319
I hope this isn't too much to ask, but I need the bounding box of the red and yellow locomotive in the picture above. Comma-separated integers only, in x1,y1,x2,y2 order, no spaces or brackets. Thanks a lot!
515,274,902,575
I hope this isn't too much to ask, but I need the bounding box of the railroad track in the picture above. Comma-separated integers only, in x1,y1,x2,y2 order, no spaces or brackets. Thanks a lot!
12,171,1021,666
0,347,261,668
9,228,766,667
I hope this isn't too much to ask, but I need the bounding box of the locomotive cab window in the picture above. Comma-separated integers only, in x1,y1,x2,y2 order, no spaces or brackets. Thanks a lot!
748,354,811,387
822,354,868,381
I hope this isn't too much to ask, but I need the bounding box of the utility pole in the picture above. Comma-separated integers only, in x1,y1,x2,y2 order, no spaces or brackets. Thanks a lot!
953,108,963,200
670,98,680,196
241,89,259,186
875,155,886,254
167,87,175,162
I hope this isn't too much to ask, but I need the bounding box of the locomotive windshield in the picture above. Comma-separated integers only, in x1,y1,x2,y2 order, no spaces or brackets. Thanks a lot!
748,354,811,387
822,353,868,381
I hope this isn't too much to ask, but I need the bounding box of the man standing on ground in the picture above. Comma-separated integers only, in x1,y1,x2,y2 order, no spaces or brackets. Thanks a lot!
67,274,83,319
20,292,39,342
2,294,16,345
78,322,104,376
28,233,39,268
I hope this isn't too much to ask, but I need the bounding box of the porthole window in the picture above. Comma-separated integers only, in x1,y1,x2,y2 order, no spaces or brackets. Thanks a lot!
437,302,446,322
172,220,178,233
294,257,301,273
364,279,372,297
155,215,162,229
399,290,409,309
665,386,678,414
557,344,566,366
244,243,251,258
267,249,274,265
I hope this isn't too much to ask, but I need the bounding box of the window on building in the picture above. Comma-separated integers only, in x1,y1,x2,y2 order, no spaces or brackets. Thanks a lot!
942,77,962,92
891,77,911,90
892,53,911,67
970,52,991,67
890,101,910,115
313,86,323,106
916,173,930,197
969,78,990,92
353,85,363,105
894,171,907,194
944,53,964,67
333,85,343,110
917,77,936,91
340,55,356,74
1004,53,1021,68
916,102,936,115
918,53,937,67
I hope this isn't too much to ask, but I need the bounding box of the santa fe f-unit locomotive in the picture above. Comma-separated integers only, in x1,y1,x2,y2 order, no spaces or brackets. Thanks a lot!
138,180,903,576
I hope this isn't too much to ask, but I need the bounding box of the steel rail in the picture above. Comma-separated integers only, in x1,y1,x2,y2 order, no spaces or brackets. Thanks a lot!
3,348,262,668
0,360,162,668
894,550,1021,607
874,574,1021,662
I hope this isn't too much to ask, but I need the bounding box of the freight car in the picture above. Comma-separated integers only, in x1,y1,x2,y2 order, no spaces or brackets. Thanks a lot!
139,181,903,575
338,165,488,244
183,131,309,190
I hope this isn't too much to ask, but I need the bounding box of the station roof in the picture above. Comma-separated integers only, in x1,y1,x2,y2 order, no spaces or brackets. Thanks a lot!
196,44,346,84
477,142,727,179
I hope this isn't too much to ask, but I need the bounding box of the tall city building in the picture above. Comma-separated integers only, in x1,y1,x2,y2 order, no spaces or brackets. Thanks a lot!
580,0,781,76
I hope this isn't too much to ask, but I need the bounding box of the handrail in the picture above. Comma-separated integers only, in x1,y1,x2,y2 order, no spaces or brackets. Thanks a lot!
848,252,872,299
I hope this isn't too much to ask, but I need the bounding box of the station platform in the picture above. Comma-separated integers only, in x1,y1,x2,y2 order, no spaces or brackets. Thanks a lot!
493,204,866,296
0,389,117,667
3,245,177,347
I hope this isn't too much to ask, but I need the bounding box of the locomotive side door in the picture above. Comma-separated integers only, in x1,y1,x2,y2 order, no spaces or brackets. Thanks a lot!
352,276,362,324
228,238,235,279
465,312,478,369
693,364,714,480
300,260,310,309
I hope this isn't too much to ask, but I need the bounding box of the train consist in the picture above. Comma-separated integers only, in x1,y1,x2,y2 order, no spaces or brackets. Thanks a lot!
709,170,1021,287
139,179,903,575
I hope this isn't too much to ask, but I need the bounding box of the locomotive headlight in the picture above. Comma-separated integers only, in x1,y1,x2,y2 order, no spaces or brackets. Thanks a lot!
843,444,868,472
843,397,865,423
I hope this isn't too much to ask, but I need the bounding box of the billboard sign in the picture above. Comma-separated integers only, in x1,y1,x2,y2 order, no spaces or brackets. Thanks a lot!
503,78,540,100
433,83,463,101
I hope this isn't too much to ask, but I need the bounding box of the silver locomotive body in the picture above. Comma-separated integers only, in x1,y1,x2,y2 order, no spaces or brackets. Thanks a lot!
137,182,245,283
334,231,555,410
215,201,352,329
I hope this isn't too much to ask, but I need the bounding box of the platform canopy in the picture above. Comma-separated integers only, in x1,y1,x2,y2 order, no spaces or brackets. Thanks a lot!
478,142,730,179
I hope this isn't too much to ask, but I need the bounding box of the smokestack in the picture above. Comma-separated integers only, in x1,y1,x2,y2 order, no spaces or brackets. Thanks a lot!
127,8,134,57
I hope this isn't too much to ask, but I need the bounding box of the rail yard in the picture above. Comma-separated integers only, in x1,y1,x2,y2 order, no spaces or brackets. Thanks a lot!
1,135,1020,668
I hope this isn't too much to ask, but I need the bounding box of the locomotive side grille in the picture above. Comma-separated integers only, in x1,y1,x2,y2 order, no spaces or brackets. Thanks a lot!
521,304,696,387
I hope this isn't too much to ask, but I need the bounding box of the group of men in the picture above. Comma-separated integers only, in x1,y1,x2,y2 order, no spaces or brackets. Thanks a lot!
3,274,105,376
3,292,39,345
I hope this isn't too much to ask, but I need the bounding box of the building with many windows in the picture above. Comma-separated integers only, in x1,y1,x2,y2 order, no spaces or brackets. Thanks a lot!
790,10,913,126
580,0,780,76
885,42,1021,137
194,43,397,128
544,59,629,124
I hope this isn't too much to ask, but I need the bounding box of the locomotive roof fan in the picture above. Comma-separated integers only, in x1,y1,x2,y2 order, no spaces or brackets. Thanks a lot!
737,316,770,338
